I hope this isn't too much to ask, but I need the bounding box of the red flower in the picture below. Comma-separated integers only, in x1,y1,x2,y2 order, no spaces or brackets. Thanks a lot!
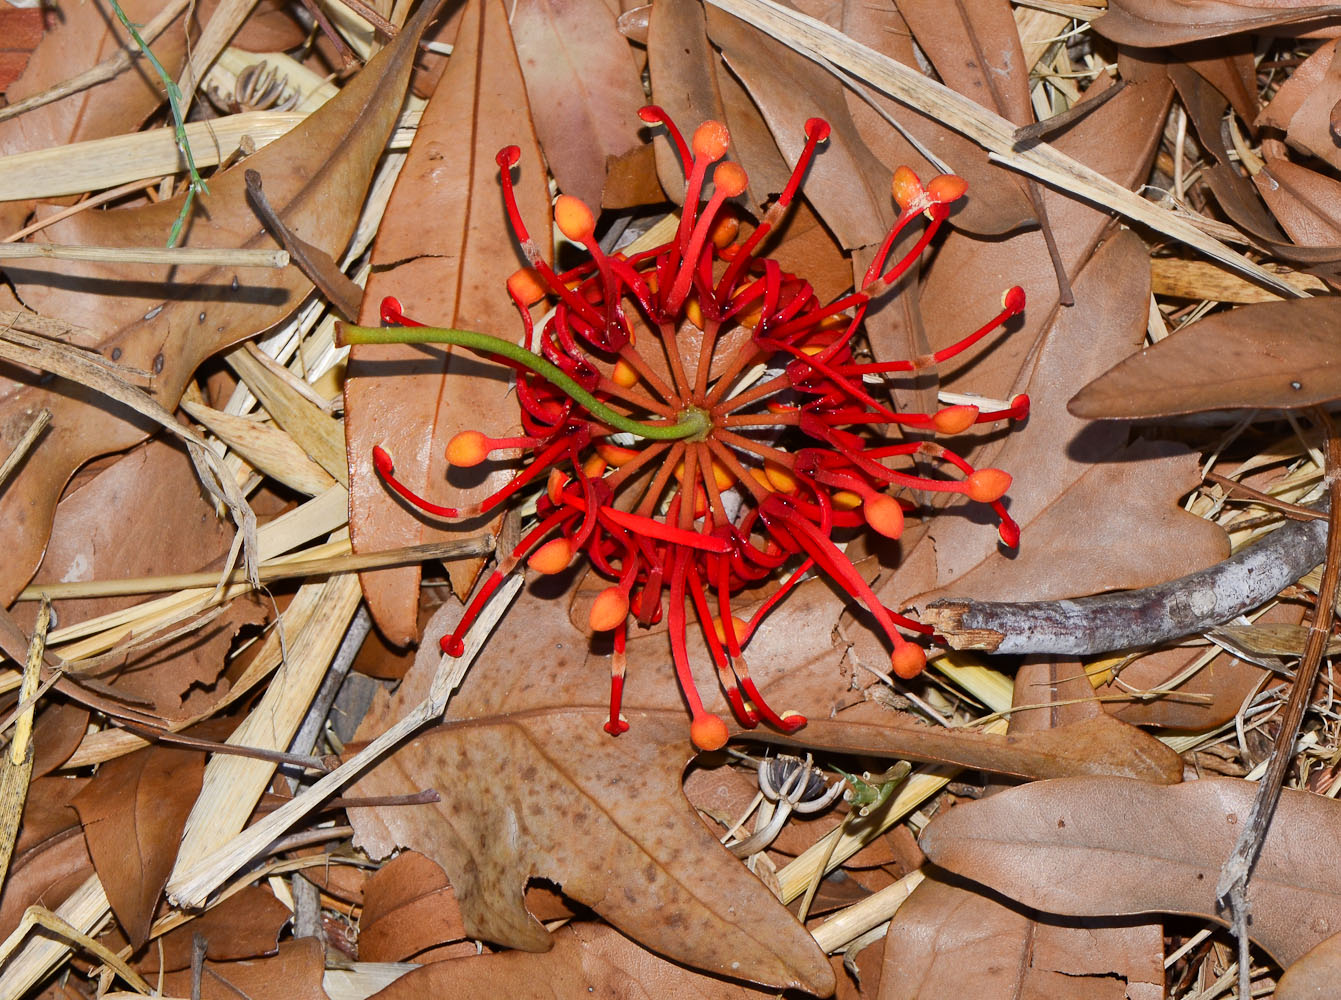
343,110,1027,751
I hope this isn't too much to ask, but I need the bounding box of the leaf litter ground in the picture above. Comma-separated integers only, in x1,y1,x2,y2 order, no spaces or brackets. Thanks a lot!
0,1,1338,999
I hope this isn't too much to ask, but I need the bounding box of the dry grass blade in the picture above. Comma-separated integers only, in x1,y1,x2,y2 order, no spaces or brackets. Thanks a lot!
705,0,1301,297
0,243,287,267
0,602,49,889
0,111,308,200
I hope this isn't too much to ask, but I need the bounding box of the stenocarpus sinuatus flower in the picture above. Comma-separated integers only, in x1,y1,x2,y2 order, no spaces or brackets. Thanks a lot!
342,109,1027,751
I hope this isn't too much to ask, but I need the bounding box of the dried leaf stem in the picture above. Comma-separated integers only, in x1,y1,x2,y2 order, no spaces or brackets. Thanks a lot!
1217,417,1341,995
922,505,1329,655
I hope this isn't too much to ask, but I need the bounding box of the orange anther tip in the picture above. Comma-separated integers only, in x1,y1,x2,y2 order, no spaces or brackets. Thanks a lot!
612,358,639,388
590,587,630,632
1003,286,1026,313
692,121,731,161
527,537,574,575
372,445,394,476
891,643,926,680
507,267,547,306
546,467,567,504
713,161,748,198
712,616,748,645
832,489,862,511
927,173,968,204
690,713,730,751
864,494,905,540
966,467,1012,503
554,194,595,242
595,442,639,467
892,165,924,211
933,404,979,435
710,214,740,249
446,430,488,467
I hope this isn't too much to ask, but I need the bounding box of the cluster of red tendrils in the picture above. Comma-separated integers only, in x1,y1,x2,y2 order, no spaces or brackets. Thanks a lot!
359,108,1027,751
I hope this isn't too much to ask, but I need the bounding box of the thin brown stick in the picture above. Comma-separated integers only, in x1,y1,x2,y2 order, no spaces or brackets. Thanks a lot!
1205,471,1325,521
921,503,1329,654
1217,414,1341,994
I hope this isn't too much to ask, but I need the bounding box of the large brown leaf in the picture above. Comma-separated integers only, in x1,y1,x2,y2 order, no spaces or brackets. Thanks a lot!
879,874,1161,1000
70,738,206,948
882,662,1165,1000
921,776,1341,967
158,938,328,1000
365,921,790,998
346,0,550,644
0,0,443,604
1068,297,1341,419
511,0,645,209
1096,0,1341,45
351,708,836,994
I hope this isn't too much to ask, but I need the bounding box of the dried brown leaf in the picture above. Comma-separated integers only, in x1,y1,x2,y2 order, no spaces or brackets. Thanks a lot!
1068,297,1341,419
707,5,894,249
921,775,1341,967
1255,156,1341,247
358,850,466,963
0,0,439,605
0,0,196,238
346,0,550,644
880,874,1160,1000
912,438,1230,606
71,738,206,948
839,1,1034,237
158,938,328,1000
511,0,646,209
899,0,1032,127
367,921,788,998
746,706,1183,784
27,437,263,716
0,804,91,940
138,885,291,973
1277,928,1341,1000
1096,0,1341,46
350,709,834,994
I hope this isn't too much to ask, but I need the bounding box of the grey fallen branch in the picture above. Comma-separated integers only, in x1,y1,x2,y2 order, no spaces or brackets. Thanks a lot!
920,505,1329,655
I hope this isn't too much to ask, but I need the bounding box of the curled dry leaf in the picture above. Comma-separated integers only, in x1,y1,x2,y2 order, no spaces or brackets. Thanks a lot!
70,737,207,948
358,850,466,963
346,0,550,644
0,0,442,605
920,775,1341,967
1068,297,1341,419
1277,928,1341,1000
